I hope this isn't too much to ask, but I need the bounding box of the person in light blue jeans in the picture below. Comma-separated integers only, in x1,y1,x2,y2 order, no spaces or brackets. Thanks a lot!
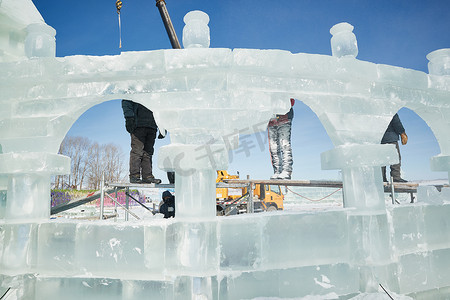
268,99,294,180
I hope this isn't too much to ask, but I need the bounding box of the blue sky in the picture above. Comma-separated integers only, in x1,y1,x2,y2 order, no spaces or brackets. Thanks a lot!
32,0,450,182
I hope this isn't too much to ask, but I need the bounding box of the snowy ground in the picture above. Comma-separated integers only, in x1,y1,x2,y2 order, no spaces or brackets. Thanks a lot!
52,179,449,221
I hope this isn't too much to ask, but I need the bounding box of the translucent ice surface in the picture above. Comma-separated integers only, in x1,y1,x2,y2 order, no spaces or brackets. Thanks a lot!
1,3,450,299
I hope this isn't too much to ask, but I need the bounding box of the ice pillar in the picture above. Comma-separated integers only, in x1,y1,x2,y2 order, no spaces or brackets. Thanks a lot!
321,144,399,211
427,48,450,180
158,10,227,219
0,153,70,221
322,144,397,291
159,144,228,219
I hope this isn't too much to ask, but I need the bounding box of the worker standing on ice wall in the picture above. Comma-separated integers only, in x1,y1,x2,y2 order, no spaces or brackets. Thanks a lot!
381,113,408,182
268,98,295,180
122,99,162,184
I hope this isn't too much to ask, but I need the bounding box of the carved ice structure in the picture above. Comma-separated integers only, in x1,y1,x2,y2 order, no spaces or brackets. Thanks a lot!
0,0,450,299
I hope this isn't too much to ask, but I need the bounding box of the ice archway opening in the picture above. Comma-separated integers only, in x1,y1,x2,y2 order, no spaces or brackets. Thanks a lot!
1,48,450,221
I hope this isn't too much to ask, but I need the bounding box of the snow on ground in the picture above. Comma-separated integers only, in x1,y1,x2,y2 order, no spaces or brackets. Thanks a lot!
52,178,449,221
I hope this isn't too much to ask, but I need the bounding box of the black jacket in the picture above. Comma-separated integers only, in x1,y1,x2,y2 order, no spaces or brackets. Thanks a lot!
121,100,157,129
159,196,175,218
381,114,405,144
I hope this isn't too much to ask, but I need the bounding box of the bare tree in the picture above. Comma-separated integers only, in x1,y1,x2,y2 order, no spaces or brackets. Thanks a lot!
52,136,126,190
102,143,126,184
69,136,90,189
87,142,102,189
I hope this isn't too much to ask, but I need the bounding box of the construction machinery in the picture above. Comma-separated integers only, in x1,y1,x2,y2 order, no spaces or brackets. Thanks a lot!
216,170,284,216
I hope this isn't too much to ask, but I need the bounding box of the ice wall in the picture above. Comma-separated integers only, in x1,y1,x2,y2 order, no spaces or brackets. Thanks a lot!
1,1,450,299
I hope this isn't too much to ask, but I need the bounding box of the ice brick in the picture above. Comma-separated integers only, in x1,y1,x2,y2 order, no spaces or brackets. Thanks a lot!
388,206,425,255
262,211,349,269
397,252,437,294
232,49,293,75
340,167,386,211
37,221,77,276
358,264,400,294
278,263,359,298
377,64,428,90
173,169,217,219
422,204,450,247
173,276,219,300
221,263,358,299
0,223,38,274
431,248,450,287
35,277,123,300
143,222,167,274
0,153,69,174
430,155,450,172
165,220,218,276
165,48,232,72
304,95,392,116
347,213,391,265
221,269,280,299
410,288,442,300
75,223,147,277
321,144,398,169
219,214,264,270
417,186,450,204
121,279,174,300
320,113,393,145
2,173,54,221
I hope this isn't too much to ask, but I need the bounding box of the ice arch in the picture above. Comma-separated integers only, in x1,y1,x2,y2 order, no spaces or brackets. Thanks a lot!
1,47,450,220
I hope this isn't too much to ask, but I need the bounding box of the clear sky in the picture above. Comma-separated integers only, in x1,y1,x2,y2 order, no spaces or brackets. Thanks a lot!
32,0,450,182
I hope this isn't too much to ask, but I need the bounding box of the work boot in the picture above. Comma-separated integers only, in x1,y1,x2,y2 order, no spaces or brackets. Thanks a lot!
129,175,142,184
393,177,408,183
167,172,175,184
142,175,162,184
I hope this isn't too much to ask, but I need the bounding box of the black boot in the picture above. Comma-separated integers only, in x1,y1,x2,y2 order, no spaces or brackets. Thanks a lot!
167,172,175,184
393,177,407,183
129,175,142,184
142,175,162,184
381,166,388,182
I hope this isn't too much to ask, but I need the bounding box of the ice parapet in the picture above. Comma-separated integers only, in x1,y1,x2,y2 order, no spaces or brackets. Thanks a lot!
330,22,358,58
427,48,450,76
183,10,210,49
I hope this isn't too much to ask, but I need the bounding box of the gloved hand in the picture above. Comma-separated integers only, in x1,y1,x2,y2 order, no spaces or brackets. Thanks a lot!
125,117,136,133
158,129,166,139
401,132,408,145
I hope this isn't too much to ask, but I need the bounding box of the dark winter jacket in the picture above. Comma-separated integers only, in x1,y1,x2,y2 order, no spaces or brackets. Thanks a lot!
381,114,405,144
159,195,175,218
121,100,157,129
